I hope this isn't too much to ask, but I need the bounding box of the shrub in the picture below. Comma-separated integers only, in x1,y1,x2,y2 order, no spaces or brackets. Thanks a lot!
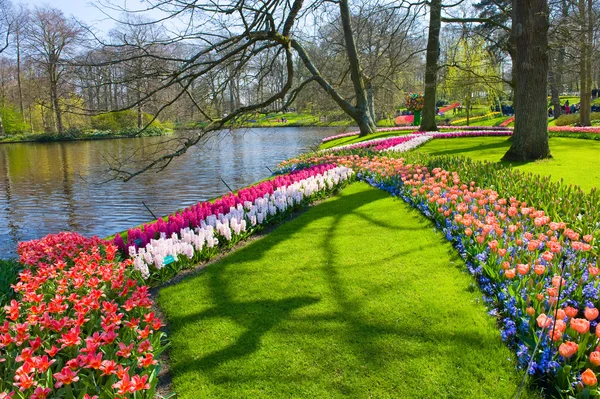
90,110,165,132
554,112,600,126
0,105,29,135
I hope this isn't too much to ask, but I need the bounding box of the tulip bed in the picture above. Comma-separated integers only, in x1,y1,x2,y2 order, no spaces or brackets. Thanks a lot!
4,125,600,397
114,164,354,283
274,149,600,397
0,164,354,398
320,125,600,150
1,232,166,398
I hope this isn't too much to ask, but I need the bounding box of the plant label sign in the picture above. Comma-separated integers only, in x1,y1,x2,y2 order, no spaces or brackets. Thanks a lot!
163,255,175,265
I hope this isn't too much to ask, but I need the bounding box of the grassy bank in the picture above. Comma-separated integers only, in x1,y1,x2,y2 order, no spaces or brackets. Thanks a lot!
0,127,172,144
417,136,600,192
159,183,538,398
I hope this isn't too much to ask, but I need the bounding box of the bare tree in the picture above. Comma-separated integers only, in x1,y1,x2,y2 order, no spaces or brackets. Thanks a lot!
26,6,84,134
88,0,425,179
12,4,27,119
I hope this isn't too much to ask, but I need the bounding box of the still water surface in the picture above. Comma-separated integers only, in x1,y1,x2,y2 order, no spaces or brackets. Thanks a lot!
0,127,346,257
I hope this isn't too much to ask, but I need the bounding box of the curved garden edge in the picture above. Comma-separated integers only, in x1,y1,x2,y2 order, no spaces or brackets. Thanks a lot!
157,182,541,398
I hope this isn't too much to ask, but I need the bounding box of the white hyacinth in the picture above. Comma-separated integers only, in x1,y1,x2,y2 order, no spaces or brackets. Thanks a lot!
130,166,353,278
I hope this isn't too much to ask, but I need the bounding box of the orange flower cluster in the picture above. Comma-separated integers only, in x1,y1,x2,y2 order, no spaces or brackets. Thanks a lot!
1,232,164,398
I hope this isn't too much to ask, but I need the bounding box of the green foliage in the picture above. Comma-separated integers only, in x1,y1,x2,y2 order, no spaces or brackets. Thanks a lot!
159,183,537,398
418,136,600,192
554,112,600,126
450,112,502,126
90,110,165,132
444,36,503,106
0,259,22,309
0,104,29,135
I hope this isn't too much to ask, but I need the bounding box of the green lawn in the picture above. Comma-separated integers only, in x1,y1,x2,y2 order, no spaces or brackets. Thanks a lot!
418,136,600,192
159,183,538,399
471,116,511,126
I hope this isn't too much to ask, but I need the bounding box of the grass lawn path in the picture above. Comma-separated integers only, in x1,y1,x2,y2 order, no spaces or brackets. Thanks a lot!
159,183,539,398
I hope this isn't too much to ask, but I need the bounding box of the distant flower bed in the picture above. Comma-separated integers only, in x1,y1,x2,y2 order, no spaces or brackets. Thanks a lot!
322,130,513,153
115,165,354,282
438,102,460,113
549,126,600,134
320,127,418,143
320,125,512,143
1,232,165,398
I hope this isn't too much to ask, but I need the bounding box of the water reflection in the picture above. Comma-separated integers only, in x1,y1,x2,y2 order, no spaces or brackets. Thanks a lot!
0,127,346,257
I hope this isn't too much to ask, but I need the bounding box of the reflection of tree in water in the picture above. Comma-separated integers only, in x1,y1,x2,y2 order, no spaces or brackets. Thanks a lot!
1,151,22,249
0,128,337,256
58,142,79,233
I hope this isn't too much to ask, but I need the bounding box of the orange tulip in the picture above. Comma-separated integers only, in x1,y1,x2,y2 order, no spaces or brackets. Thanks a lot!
505,269,516,279
526,307,535,316
558,341,578,358
585,307,599,321
590,351,600,367
570,318,590,334
516,263,530,275
565,306,578,318
582,368,598,386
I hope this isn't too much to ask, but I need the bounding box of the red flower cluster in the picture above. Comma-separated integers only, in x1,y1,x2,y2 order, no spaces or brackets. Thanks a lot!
1,232,164,398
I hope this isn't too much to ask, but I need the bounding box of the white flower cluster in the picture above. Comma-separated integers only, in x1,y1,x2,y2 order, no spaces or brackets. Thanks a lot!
129,166,353,278
385,134,433,152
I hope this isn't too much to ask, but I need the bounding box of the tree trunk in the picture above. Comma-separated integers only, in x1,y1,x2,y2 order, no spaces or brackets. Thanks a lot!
552,1,568,118
366,79,376,124
339,0,376,137
15,32,25,120
578,0,591,126
136,81,143,129
356,111,377,136
549,58,561,118
503,0,550,161
49,66,64,135
587,0,593,111
420,0,441,132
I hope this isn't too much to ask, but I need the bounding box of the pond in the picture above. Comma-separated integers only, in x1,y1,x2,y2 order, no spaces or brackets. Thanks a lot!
0,127,348,257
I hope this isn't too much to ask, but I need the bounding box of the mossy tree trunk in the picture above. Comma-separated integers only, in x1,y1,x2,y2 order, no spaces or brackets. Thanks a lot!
502,0,551,162
420,0,442,132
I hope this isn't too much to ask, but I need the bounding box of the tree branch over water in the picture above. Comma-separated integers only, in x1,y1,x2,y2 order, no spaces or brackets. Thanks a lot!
83,0,424,180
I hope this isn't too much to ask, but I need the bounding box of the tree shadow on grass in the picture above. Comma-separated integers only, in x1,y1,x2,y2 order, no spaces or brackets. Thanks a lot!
423,138,550,168
166,187,423,374
425,139,511,158
164,185,527,397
